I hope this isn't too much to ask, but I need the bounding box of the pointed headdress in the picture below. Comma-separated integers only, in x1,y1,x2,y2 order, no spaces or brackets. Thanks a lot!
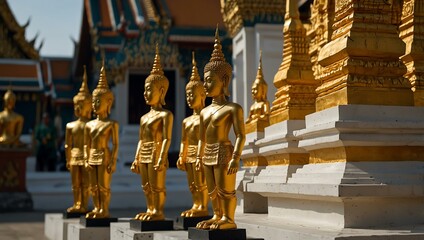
73,65,92,103
204,25,232,96
146,43,169,105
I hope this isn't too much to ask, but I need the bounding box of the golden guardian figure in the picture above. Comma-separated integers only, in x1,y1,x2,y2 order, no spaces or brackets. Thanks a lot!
131,44,173,221
0,87,24,147
246,51,270,124
195,28,246,230
65,66,92,214
176,52,208,218
84,62,119,219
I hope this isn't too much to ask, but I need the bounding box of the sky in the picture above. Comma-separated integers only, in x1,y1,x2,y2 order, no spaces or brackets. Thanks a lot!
8,0,83,58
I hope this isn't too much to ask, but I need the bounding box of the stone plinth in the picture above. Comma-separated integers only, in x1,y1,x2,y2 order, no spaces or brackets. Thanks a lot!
0,147,32,211
44,213,79,240
110,222,188,240
67,223,110,240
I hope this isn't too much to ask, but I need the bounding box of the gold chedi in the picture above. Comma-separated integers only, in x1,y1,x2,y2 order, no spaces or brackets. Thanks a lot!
65,66,92,213
176,51,208,217
245,51,270,133
84,62,119,218
0,87,24,147
195,27,246,230
131,44,173,221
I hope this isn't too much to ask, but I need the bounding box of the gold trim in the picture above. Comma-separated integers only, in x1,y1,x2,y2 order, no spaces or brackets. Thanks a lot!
310,146,424,164
243,153,309,167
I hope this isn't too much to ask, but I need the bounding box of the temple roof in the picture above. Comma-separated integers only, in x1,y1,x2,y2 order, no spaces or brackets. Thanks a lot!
75,0,229,84
0,0,40,59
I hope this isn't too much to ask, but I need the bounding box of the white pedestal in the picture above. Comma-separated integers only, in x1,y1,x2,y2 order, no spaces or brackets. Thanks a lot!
110,222,188,240
236,105,424,239
45,213,79,240
67,223,110,240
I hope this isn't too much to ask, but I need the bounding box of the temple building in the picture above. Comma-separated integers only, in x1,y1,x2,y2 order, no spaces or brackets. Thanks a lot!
0,0,75,136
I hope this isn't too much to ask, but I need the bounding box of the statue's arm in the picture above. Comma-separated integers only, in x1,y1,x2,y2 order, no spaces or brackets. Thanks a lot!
64,124,72,169
177,120,187,171
83,124,91,168
154,112,173,171
228,105,246,175
260,101,270,119
195,112,206,170
108,122,119,173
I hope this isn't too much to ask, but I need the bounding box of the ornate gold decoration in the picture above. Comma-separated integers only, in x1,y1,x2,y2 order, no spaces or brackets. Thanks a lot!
65,66,92,214
245,51,270,133
399,0,424,106
176,51,209,218
316,0,413,111
106,31,180,83
243,153,309,167
195,27,246,230
270,0,317,124
308,0,335,79
130,45,173,221
0,0,40,59
220,0,285,37
84,61,119,219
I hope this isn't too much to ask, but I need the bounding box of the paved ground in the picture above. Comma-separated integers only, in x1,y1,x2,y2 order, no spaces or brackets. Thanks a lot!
0,208,187,240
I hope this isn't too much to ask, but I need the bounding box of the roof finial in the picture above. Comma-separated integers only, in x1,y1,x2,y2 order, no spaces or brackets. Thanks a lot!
151,43,164,75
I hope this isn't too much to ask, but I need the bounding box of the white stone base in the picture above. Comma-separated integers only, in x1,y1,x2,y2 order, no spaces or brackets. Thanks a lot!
236,213,424,240
45,213,79,240
110,222,188,240
67,223,110,240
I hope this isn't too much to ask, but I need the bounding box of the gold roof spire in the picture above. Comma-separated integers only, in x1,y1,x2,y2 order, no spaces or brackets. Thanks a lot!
190,51,200,82
150,43,164,76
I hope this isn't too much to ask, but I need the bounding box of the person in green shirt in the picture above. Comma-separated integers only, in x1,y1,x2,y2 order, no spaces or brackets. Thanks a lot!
35,112,57,171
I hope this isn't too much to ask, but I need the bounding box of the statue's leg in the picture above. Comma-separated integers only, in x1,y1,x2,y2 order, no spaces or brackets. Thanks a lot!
196,165,221,229
210,165,237,230
143,164,166,221
81,165,90,212
190,162,208,217
67,165,82,212
94,164,111,218
135,163,152,220
86,166,99,218
180,163,196,217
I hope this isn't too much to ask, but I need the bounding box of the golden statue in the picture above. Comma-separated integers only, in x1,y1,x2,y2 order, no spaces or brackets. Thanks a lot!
84,62,119,219
65,66,91,214
0,88,24,147
131,44,173,221
176,52,208,218
246,51,270,124
195,28,246,230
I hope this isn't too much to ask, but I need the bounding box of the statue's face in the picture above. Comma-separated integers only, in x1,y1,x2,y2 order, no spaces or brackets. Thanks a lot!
186,87,203,109
252,81,264,100
74,100,91,118
203,71,223,97
3,95,15,110
144,81,161,106
92,94,109,115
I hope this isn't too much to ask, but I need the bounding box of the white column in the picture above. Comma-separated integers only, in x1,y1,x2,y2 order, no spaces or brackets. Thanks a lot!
231,24,283,119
